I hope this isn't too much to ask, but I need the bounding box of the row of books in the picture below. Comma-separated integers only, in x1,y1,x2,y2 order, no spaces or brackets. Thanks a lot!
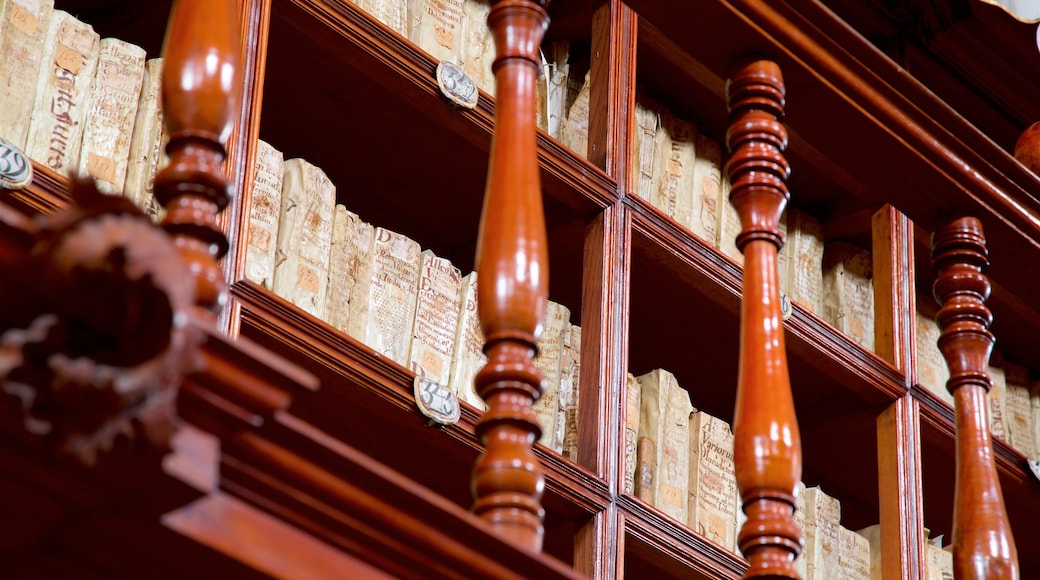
918,313,1040,462
622,367,876,577
244,141,582,457
348,0,590,159
0,1,166,213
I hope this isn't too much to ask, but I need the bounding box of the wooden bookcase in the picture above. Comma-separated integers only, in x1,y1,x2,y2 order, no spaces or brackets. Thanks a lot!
14,0,1040,577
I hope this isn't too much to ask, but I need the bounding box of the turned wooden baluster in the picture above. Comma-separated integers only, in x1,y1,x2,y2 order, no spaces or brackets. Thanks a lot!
154,0,241,316
931,218,1019,579
471,0,550,551
726,59,803,578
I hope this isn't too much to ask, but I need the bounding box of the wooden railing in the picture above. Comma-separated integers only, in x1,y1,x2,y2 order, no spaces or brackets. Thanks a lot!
725,58,804,578
932,217,1019,579
472,0,552,551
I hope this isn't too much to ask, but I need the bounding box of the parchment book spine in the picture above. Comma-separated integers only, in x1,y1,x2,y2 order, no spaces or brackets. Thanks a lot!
77,36,146,194
24,9,96,175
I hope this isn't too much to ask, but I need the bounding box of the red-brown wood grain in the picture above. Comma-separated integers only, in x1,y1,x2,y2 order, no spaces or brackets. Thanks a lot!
725,59,803,578
932,217,1019,579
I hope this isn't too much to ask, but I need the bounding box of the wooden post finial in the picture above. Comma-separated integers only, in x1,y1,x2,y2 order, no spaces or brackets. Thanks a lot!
726,58,803,578
471,0,551,552
153,0,241,316
932,217,1019,579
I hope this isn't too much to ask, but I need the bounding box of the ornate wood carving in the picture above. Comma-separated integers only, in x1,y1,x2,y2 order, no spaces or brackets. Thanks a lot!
0,180,196,465
472,0,551,551
931,217,1019,579
725,58,803,578
153,0,241,316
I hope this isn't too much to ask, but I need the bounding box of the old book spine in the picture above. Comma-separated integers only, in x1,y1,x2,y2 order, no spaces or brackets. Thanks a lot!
352,0,407,36
408,0,464,63
559,324,581,461
925,542,954,580
349,226,421,366
786,208,825,315
635,435,655,503
1003,362,1036,459
636,368,694,522
689,133,722,247
633,95,662,202
272,158,336,318
532,300,570,452
686,410,738,552
142,121,169,222
558,70,591,160
408,250,462,386
837,525,871,579
326,204,374,332
459,0,494,96
23,9,96,174
715,175,743,265
76,37,146,194
654,110,698,232
822,241,875,352
448,271,486,411
803,486,842,580
987,361,1010,443
791,481,808,579
854,524,882,580
543,41,570,139
0,0,53,149
123,57,163,206
244,139,284,290
623,372,641,494
916,308,954,406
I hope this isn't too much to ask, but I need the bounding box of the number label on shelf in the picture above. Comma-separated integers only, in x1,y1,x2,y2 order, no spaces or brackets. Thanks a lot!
414,375,461,425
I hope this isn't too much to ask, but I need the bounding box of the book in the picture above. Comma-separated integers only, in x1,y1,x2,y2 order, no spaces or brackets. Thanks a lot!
408,0,464,64
244,139,285,290
987,360,1009,443
77,36,146,194
0,0,53,149
346,226,421,366
1004,362,1036,459
447,271,486,411
915,308,954,407
635,435,655,504
925,541,954,580
325,204,374,331
352,0,406,36
407,250,462,387
653,110,698,231
542,41,570,139
633,94,663,202
272,158,337,318
459,0,493,96
822,241,875,352
532,300,571,452
23,9,97,174
837,525,871,579
785,208,825,315
123,57,164,206
689,133,722,247
716,175,743,265
686,410,738,552
558,323,581,461
803,486,841,580
791,481,808,579
636,368,694,522
623,372,641,495
558,70,591,160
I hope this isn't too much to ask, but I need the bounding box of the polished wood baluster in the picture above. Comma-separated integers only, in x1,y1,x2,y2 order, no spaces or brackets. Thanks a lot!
471,0,551,552
154,0,241,317
931,218,1019,579
726,59,803,578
